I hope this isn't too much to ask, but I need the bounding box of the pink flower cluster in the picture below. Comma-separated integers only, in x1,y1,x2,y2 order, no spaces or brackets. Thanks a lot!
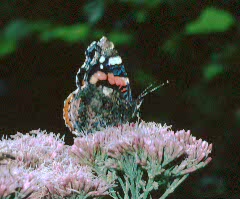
0,122,212,198
0,129,111,198
72,122,212,177
0,164,37,198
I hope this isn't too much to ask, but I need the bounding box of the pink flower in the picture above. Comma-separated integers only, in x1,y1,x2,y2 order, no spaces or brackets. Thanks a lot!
0,130,112,198
1,122,212,198
72,122,212,177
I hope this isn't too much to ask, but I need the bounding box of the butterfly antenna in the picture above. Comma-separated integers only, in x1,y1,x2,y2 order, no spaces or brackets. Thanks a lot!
138,80,169,100
132,80,169,118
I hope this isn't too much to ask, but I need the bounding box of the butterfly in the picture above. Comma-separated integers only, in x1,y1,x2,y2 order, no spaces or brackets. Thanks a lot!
63,36,162,135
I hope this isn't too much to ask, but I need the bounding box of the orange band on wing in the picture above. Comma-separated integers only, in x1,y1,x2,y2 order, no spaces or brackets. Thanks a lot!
63,92,74,131
107,73,115,85
90,71,107,84
115,76,127,87
96,71,107,80
90,72,129,93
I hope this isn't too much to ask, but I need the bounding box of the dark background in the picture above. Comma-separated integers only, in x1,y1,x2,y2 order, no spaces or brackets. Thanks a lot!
0,1,239,198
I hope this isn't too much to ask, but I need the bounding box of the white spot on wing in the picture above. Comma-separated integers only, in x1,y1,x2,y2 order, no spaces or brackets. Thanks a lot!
103,86,113,96
100,64,104,69
108,56,122,65
115,56,122,64
99,56,105,63
108,57,115,65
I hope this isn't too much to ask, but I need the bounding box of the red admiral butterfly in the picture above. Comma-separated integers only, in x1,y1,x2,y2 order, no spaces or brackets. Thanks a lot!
63,37,162,135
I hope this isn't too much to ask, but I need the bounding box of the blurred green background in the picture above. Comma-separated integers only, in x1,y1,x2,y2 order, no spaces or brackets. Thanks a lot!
0,0,239,198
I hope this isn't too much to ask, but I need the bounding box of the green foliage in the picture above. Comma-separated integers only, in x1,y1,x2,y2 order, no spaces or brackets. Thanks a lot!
40,24,91,43
0,20,28,57
84,0,105,24
0,39,16,57
0,20,51,57
5,21,30,42
0,19,134,57
203,64,224,81
108,32,134,45
26,21,52,33
185,7,235,34
109,156,155,199
106,152,192,199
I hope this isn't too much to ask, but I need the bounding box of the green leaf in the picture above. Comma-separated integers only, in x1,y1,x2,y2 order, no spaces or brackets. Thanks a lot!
203,64,224,80
4,20,30,40
185,7,235,34
108,32,134,45
84,0,105,24
0,39,16,57
40,24,90,43
27,21,52,33
0,20,49,58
